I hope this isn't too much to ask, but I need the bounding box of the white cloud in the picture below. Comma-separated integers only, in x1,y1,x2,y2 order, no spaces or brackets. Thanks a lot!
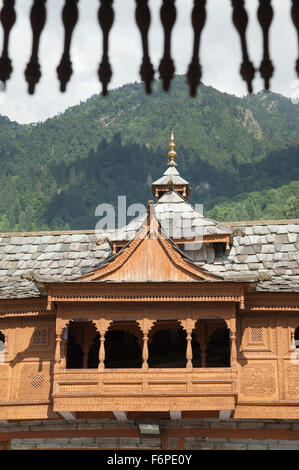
0,0,297,124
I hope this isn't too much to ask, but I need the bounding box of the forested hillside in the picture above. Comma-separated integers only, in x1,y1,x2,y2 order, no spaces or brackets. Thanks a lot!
0,75,298,232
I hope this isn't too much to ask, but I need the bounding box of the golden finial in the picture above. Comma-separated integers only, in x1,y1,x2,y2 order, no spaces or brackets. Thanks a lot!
167,130,177,167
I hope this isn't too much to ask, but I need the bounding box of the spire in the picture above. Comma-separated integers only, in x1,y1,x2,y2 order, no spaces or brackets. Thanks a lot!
152,132,191,200
167,130,177,167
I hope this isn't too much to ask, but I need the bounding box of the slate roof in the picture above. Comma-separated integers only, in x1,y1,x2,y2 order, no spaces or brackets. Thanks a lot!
152,166,190,186
0,190,298,299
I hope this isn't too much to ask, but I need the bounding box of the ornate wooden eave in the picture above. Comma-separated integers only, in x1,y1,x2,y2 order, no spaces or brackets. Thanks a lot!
44,280,249,310
0,297,50,317
245,292,299,311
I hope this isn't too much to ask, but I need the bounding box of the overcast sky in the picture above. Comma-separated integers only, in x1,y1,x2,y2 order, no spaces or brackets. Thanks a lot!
0,0,298,124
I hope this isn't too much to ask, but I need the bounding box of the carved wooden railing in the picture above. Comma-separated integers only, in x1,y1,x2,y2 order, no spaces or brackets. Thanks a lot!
53,367,237,412
0,0,298,95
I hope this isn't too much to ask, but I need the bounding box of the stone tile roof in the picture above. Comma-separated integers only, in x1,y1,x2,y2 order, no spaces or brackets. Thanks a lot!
192,221,299,292
152,166,189,186
154,191,232,238
0,191,298,299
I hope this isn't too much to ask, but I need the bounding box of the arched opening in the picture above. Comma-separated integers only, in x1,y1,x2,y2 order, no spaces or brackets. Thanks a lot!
206,323,230,367
87,333,100,368
104,327,142,369
295,327,299,348
148,321,188,368
66,320,98,369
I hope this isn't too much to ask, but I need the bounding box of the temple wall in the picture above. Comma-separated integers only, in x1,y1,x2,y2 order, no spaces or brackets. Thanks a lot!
1,310,299,416
1,418,299,450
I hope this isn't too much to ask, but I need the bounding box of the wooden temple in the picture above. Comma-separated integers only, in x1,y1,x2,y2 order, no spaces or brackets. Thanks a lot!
0,134,299,450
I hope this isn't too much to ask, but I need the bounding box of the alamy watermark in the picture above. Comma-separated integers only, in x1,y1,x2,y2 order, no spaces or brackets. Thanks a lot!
94,196,204,250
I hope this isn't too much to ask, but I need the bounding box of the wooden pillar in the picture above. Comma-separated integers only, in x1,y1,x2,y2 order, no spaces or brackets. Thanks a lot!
137,319,156,369
229,317,237,370
94,319,112,370
54,333,62,373
179,318,196,369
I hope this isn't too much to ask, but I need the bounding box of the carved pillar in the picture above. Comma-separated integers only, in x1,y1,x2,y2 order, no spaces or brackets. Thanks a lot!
137,319,156,369
94,319,112,370
229,317,237,370
54,332,62,373
179,318,196,369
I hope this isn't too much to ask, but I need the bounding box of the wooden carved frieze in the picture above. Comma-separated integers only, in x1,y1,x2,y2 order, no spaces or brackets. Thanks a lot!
0,298,49,317
246,292,299,311
239,362,277,399
46,281,247,305
286,363,299,399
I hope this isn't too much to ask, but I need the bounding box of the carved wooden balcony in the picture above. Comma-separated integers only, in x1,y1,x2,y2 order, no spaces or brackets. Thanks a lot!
53,367,237,413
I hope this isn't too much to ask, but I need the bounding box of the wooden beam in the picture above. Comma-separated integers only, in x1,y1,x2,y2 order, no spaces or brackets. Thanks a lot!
113,411,128,421
58,411,76,421
219,410,232,420
170,411,182,420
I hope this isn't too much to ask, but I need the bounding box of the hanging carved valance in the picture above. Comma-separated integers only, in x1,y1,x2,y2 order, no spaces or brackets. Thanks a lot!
0,0,298,96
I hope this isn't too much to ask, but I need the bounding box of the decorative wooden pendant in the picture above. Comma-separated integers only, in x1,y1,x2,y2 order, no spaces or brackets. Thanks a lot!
25,0,47,95
135,0,155,94
257,0,274,90
57,0,79,92
158,0,176,91
231,0,255,93
98,0,114,96
187,0,206,97
0,0,16,87
291,0,299,77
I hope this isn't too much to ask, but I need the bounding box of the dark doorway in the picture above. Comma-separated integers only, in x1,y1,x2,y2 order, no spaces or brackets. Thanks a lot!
206,327,230,367
66,334,83,369
148,326,187,368
105,330,142,369
0,332,5,353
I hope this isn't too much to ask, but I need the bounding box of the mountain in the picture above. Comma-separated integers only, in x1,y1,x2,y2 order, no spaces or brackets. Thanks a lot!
0,75,298,232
